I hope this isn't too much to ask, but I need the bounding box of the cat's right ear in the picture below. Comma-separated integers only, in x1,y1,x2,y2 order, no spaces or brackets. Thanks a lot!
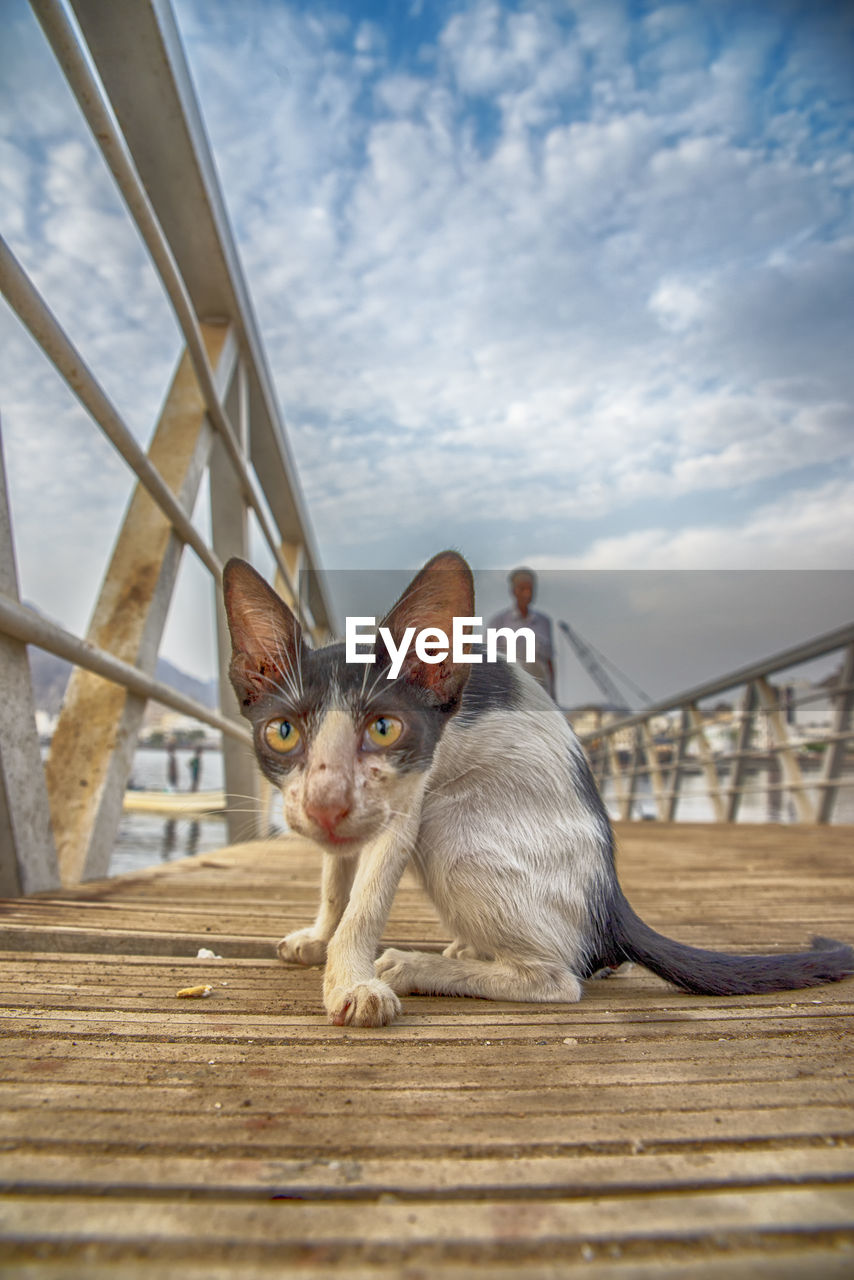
378,549,475,710
223,559,303,708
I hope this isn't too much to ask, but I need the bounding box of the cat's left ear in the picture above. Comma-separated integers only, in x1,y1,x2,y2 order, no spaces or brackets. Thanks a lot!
379,550,475,709
223,559,303,708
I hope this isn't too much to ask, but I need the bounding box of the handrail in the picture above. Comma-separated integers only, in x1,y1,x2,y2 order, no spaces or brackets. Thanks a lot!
577,620,854,744
0,593,251,747
66,0,332,637
577,622,854,825
0,236,223,581
29,0,304,619
0,0,333,891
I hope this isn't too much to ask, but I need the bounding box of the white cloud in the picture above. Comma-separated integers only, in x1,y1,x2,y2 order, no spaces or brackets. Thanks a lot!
532,473,854,571
648,276,708,332
2,0,853,678
440,3,553,97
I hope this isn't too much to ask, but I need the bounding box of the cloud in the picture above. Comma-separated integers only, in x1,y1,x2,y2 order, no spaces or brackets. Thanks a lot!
531,471,854,571
648,276,709,332
178,1,852,540
2,0,853,680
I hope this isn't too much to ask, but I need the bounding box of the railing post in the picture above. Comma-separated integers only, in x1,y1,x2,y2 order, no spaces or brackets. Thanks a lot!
726,682,757,822
817,641,854,824
624,727,644,820
664,707,690,821
45,324,236,885
686,703,726,822
211,357,264,845
0,424,60,894
607,736,630,821
641,720,666,820
274,542,303,614
591,741,607,796
274,541,328,645
755,677,817,823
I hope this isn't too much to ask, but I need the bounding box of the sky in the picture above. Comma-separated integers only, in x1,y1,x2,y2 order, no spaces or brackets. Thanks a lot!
1,0,853,707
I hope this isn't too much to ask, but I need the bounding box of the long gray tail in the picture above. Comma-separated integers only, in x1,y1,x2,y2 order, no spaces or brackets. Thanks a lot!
609,891,854,996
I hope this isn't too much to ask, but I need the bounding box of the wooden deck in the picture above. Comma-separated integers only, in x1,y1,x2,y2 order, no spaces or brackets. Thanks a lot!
0,822,852,1277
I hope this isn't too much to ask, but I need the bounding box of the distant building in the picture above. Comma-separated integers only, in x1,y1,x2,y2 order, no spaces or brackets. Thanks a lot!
785,679,834,736
140,708,217,747
566,703,627,735
565,704,635,755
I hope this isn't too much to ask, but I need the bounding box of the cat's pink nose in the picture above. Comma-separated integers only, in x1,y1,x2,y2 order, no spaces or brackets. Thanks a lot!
304,800,350,837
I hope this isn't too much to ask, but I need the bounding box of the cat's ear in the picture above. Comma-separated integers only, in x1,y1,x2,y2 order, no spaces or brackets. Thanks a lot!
223,559,303,707
379,550,475,709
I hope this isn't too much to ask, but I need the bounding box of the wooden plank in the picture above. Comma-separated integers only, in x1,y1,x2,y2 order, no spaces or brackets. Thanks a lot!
1,1082,852,1129
3,1255,854,1280
1,1187,853,1248
3,1256,854,1280
3,1145,853,1198
2,1104,853,1152
1,1034,845,1080
0,823,852,1277
3,1252,854,1280
3,987,851,1038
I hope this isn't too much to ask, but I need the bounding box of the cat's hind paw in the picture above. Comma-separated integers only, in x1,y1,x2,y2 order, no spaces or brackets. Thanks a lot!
374,947,419,994
325,978,401,1028
443,939,492,960
276,929,328,967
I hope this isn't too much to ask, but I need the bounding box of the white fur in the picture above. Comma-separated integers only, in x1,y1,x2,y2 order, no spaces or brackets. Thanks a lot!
278,666,607,1027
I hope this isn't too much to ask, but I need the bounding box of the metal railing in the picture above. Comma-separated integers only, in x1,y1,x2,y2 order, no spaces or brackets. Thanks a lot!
0,0,333,893
578,623,854,825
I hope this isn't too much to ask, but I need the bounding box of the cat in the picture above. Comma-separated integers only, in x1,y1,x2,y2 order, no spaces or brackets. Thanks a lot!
223,549,853,1028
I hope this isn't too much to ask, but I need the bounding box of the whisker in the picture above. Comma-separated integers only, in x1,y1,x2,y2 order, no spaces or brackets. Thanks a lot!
363,669,408,710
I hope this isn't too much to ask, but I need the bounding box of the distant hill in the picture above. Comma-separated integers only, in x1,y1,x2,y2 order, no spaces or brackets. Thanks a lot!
154,657,219,710
27,647,73,715
26,646,218,714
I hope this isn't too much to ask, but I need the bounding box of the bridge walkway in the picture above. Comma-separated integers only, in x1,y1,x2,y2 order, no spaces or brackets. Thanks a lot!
0,822,852,1277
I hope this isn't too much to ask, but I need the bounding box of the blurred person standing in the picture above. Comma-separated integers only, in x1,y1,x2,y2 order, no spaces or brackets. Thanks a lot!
488,566,555,698
188,746,202,793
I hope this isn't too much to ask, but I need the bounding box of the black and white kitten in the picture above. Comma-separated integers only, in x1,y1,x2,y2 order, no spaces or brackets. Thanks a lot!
224,550,853,1028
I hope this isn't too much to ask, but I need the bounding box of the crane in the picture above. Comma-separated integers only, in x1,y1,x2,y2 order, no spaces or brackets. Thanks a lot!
557,620,651,712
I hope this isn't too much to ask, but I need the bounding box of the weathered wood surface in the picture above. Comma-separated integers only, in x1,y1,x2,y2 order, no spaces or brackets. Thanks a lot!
0,822,852,1277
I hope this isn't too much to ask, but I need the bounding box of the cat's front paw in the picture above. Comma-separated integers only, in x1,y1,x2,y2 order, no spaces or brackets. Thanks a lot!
374,947,417,994
276,928,328,967
324,978,401,1027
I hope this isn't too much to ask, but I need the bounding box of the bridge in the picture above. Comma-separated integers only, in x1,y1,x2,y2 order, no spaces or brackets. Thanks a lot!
1,3,852,1274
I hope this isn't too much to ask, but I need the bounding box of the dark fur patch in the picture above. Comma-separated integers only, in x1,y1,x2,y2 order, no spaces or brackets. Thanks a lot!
564,751,854,993
455,655,521,724
569,745,615,866
582,881,854,993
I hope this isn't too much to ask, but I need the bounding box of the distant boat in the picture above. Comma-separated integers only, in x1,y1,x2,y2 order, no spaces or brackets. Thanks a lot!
122,790,226,816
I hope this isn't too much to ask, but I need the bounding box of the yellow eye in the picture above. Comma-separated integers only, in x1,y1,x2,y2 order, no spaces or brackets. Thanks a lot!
365,716,403,748
264,719,301,754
